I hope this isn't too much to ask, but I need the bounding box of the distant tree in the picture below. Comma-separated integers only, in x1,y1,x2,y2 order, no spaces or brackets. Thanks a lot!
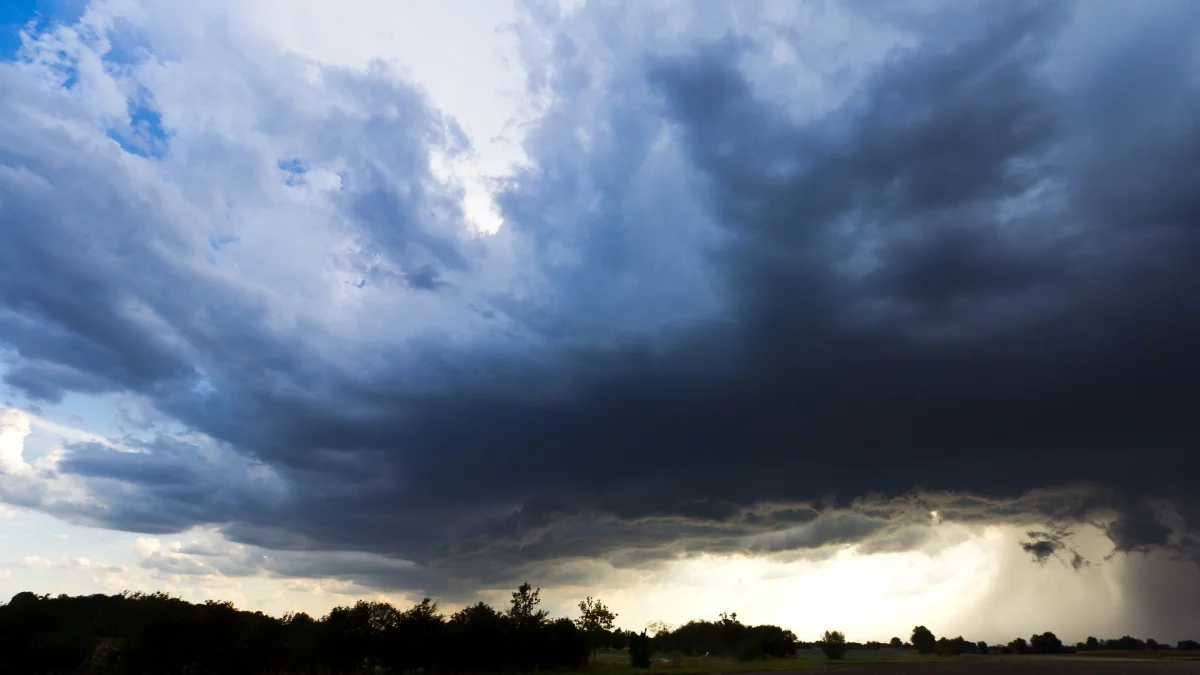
747,624,799,657
646,620,673,637
716,612,745,654
889,637,903,649
576,597,617,658
446,602,504,672
1108,635,1146,650
390,598,444,673
1030,632,1063,654
1085,636,1099,650
821,631,848,660
911,626,936,655
610,628,631,650
629,630,653,668
1146,638,1160,650
0,588,598,675
509,582,548,627
8,592,39,605
543,617,590,670
935,637,973,657
1009,637,1030,654
1178,640,1200,651
977,641,989,654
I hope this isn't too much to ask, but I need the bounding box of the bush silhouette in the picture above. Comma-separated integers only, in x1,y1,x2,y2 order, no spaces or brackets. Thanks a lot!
649,613,796,658
735,637,764,662
821,630,848,660
629,630,653,668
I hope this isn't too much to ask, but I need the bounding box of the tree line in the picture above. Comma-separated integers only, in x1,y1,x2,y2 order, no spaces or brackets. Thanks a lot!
0,584,590,675
2,587,1198,674
899,625,1200,657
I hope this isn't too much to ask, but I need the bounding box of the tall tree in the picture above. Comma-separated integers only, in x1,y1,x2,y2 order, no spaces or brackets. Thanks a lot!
576,596,617,657
509,582,548,627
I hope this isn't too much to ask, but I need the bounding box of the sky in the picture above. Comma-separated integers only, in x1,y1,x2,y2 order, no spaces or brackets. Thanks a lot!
1,0,1199,645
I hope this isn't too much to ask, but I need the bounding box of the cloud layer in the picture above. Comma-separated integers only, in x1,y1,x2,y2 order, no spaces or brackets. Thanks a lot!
2,0,1199,600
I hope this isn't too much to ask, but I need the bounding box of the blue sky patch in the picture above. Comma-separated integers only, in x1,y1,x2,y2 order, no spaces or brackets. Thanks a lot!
0,0,87,61
106,87,170,158
278,158,308,186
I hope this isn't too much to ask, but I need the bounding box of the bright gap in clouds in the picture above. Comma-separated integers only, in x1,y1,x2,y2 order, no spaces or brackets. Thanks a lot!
230,0,528,235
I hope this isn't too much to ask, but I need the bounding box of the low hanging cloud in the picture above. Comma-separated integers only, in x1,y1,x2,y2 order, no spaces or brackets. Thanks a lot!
1,0,1199,602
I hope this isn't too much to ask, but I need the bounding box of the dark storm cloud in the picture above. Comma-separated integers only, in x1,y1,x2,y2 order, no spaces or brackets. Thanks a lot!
2,0,1200,597
48,436,287,534
1019,527,1088,569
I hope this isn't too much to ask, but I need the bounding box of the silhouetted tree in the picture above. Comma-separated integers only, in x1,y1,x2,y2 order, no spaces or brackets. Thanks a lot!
1178,640,1200,651
911,625,936,655
11,587,1188,675
576,596,617,658
933,636,974,656
610,628,631,650
0,586,600,675
977,640,989,654
717,611,743,654
629,630,653,668
509,582,548,627
1030,631,1063,654
648,613,795,659
646,620,673,637
889,636,903,648
447,601,506,672
747,624,799,657
1107,635,1146,650
820,630,848,660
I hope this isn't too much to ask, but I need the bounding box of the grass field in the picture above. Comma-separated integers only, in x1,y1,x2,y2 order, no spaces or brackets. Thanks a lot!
581,649,1200,675
1072,650,1200,661
582,648,951,675
809,655,1200,672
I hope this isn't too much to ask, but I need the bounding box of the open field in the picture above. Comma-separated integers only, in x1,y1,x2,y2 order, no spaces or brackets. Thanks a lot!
585,650,1200,675
801,656,1200,672
1074,650,1200,661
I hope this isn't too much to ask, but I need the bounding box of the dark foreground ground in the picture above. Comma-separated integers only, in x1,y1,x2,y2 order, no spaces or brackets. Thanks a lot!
799,656,1200,673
